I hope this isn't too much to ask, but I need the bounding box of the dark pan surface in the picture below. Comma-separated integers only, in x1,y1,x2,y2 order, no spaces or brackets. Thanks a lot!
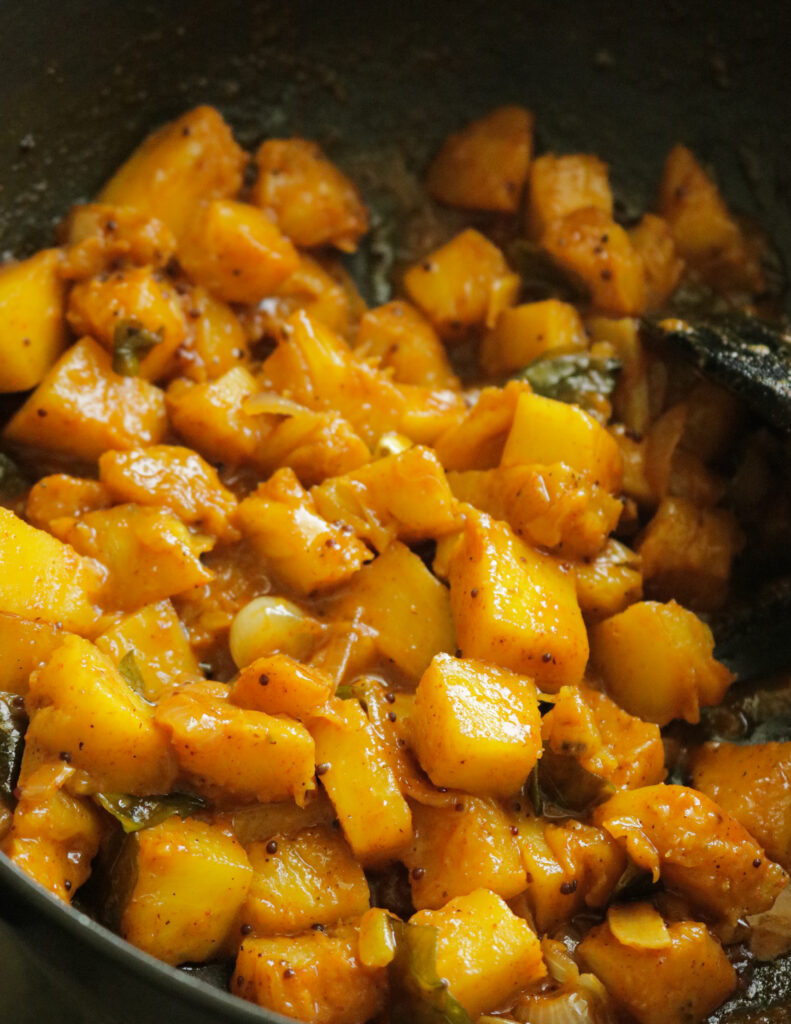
1,1,790,1020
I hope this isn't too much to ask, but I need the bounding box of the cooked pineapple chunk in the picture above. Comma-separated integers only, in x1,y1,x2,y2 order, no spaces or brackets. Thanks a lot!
434,380,531,470
355,301,460,390
448,463,621,559
447,510,588,691
658,143,763,293
402,797,527,909
0,507,101,634
403,229,519,338
262,310,408,447
574,538,643,621
3,337,167,461
236,468,370,594
594,785,787,925
233,925,386,1024
0,249,66,392
500,391,622,492
58,504,213,612
94,600,202,701
99,445,239,542
541,208,646,316
166,366,268,469
59,202,176,279
251,138,369,252
410,654,541,796
579,918,736,1024
26,475,110,532
229,654,333,719
0,613,71,695
589,600,733,725
2,763,102,902
239,826,370,937
120,817,252,965
329,541,455,681
526,153,613,240
24,636,176,794
577,682,665,790
309,699,412,864
181,285,249,380
178,198,299,303
311,445,460,553
99,105,247,240
66,266,188,381
637,495,743,611
629,213,684,312
691,741,791,871
427,106,533,213
513,814,626,934
480,299,588,377
410,889,545,1018
247,252,357,339
155,681,315,806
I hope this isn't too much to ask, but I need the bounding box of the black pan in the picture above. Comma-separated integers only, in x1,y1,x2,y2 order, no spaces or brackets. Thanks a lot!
1,1,790,1021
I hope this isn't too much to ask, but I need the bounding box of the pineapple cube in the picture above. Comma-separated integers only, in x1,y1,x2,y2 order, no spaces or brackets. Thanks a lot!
589,600,733,725
526,153,613,239
0,507,101,634
403,229,519,338
236,467,370,594
480,299,587,377
3,337,167,461
311,445,460,554
0,249,66,392
94,600,202,701
434,380,531,470
355,301,460,390
233,925,386,1024
58,504,213,612
251,138,369,253
427,106,533,213
0,613,71,695
98,444,239,542
178,198,299,304
26,474,110,531
410,889,545,1018
99,105,246,240
24,635,176,794
66,265,188,381
230,654,333,719
155,681,315,806
239,825,369,936
120,817,253,965
578,919,736,1024
500,391,622,492
309,699,412,864
402,797,527,909
447,510,588,691
410,654,541,796
329,540,455,681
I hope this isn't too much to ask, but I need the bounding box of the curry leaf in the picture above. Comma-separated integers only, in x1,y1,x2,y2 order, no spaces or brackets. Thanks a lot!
112,320,163,376
0,452,28,498
94,792,207,834
517,353,622,410
388,918,472,1024
118,651,148,699
0,692,27,805
527,749,616,819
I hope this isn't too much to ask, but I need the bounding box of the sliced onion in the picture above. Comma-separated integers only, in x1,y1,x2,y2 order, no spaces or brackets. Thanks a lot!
748,886,791,961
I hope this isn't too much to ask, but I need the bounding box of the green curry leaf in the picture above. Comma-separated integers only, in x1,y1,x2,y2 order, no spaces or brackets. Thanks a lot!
118,651,147,699
112,320,163,376
94,792,207,834
527,748,616,819
0,692,27,806
388,918,473,1024
516,353,622,410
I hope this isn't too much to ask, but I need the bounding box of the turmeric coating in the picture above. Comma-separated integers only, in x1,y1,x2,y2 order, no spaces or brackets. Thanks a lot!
1,103,789,1024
